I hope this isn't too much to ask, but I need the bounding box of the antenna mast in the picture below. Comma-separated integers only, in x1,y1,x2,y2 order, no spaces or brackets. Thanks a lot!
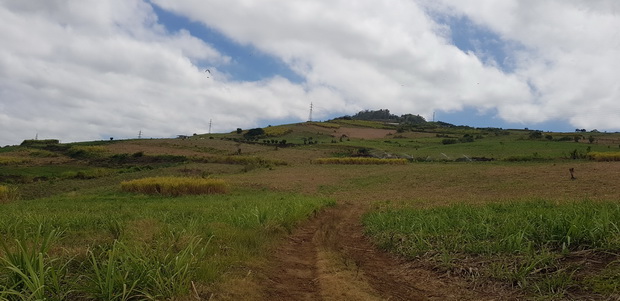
208,119,212,134
308,102,313,122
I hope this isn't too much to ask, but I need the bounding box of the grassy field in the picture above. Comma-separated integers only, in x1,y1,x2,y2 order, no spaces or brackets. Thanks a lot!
364,200,620,297
1,121,620,299
0,188,333,300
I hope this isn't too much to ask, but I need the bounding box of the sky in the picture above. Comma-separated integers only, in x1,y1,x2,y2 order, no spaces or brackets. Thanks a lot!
1,0,619,145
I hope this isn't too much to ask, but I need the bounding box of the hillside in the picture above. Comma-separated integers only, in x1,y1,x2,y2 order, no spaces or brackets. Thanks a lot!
1,119,620,300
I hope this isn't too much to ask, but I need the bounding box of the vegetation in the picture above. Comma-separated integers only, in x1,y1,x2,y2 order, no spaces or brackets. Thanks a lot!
588,151,620,162
120,177,229,196
312,157,408,165
337,109,426,125
2,115,620,299
0,157,30,165
19,139,60,147
263,126,293,137
0,185,18,203
363,200,620,297
0,190,334,299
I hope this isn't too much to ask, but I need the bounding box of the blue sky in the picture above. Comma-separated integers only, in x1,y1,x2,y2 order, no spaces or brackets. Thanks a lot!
151,4,304,83
0,0,618,145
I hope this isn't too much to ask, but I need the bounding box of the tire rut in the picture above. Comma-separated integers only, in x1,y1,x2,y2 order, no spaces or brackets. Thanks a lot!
261,200,516,301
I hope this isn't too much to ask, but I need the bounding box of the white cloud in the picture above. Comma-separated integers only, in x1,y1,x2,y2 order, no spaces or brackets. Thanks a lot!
154,0,533,118
426,0,620,128
1,0,619,145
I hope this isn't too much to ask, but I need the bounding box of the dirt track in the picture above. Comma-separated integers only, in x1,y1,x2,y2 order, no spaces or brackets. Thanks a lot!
260,201,517,301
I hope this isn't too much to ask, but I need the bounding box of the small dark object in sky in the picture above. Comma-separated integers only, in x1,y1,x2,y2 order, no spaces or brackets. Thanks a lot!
205,69,211,78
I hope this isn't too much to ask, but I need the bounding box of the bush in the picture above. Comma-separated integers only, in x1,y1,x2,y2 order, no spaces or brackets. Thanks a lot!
529,131,543,139
244,128,265,140
120,177,229,196
20,139,59,147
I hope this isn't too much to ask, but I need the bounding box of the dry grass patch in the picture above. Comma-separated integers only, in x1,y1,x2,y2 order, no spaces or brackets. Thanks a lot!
588,152,620,161
0,156,30,165
0,185,19,203
121,177,228,196
312,157,408,165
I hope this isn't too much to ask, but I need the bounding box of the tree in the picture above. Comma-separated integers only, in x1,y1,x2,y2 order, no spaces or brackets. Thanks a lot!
244,128,265,140
529,131,543,139
236,128,243,134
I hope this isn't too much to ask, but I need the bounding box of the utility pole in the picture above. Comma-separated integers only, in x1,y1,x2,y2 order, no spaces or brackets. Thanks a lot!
138,130,142,139
208,119,212,134
308,102,313,122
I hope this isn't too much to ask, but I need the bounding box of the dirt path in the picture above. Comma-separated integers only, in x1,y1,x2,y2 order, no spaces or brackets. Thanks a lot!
260,200,517,301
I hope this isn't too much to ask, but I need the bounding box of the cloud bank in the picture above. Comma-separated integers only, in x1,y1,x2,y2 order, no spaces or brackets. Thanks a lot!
1,0,618,145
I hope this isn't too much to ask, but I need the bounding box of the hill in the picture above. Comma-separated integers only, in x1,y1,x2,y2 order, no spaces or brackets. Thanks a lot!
1,119,620,300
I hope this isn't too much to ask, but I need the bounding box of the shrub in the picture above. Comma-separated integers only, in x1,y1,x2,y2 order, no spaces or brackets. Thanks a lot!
243,128,265,140
529,131,543,139
120,177,229,196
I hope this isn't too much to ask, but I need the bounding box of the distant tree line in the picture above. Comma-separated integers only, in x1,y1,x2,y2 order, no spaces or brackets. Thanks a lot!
335,109,427,125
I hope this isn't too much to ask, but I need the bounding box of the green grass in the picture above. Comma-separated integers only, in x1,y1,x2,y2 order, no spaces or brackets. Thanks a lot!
0,190,335,299
339,132,611,161
363,200,620,297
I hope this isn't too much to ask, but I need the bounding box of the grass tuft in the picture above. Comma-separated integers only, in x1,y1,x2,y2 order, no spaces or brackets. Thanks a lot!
0,185,19,203
0,226,69,300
